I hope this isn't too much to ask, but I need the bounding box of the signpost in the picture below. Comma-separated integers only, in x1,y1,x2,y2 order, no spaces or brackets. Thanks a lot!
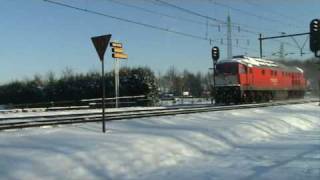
91,34,112,133
110,42,128,108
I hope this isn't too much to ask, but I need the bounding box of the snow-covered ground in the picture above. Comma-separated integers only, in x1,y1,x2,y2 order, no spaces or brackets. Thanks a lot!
160,98,212,106
0,106,166,119
0,103,319,180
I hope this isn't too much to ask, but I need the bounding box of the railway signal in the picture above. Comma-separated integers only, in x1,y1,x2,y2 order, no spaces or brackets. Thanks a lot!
310,19,320,57
91,34,112,133
211,46,220,104
212,46,220,62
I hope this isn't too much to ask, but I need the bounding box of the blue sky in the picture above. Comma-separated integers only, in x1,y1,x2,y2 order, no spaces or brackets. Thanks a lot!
0,0,319,83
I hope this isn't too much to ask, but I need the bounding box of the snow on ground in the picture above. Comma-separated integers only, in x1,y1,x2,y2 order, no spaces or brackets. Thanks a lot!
160,98,212,106
0,98,211,116
0,103,319,180
0,106,166,119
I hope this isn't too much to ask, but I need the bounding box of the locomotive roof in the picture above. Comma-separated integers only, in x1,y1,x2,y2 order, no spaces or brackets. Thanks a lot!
217,56,303,73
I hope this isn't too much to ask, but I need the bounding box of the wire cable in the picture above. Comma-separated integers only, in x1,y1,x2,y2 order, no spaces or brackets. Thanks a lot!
43,0,208,41
152,0,273,35
104,0,221,28
242,0,306,25
210,1,305,29
41,0,276,56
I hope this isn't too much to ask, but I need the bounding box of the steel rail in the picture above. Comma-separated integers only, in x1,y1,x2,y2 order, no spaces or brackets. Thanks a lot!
0,103,234,122
0,99,317,131
0,104,217,122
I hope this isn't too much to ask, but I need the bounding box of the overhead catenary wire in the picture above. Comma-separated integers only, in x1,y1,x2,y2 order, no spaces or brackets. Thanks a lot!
109,0,261,36
104,0,221,28
151,0,283,55
153,0,275,35
147,0,294,41
42,0,275,57
154,0,306,48
42,0,208,41
242,0,306,25
152,0,309,55
209,0,305,30
153,0,249,32
270,39,298,48
154,0,226,24
104,0,262,46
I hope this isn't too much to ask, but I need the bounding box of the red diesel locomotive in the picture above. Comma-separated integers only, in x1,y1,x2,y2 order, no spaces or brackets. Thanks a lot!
214,56,306,104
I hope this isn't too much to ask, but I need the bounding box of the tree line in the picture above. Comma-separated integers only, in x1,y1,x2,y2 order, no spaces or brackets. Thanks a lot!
0,67,158,105
0,57,318,106
157,66,213,97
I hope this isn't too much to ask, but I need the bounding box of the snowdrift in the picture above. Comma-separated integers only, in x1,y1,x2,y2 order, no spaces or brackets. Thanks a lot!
0,103,319,180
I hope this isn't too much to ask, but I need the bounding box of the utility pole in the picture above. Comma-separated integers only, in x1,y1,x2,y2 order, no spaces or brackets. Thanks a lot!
259,33,263,58
227,14,233,60
279,32,285,59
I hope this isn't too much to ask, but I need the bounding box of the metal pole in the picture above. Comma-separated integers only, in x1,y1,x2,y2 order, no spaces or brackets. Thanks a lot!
227,14,233,60
259,32,310,40
116,58,119,108
318,57,320,106
114,58,119,108
259,33,263,58
102,60,106,133
212,62,216,104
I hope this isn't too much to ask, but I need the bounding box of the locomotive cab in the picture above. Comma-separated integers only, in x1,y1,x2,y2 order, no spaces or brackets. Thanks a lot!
215,62,240,86
214,62,242,104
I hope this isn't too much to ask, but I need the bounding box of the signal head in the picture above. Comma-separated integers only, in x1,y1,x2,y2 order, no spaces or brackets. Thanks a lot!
310,19,320,53
310,19,320,32
212,46,220,62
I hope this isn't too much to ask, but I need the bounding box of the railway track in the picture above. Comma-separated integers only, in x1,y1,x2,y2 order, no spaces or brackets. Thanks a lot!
0,99,318,131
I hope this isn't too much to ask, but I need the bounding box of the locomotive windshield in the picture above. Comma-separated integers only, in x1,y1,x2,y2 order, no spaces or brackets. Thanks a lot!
216,63,238,75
